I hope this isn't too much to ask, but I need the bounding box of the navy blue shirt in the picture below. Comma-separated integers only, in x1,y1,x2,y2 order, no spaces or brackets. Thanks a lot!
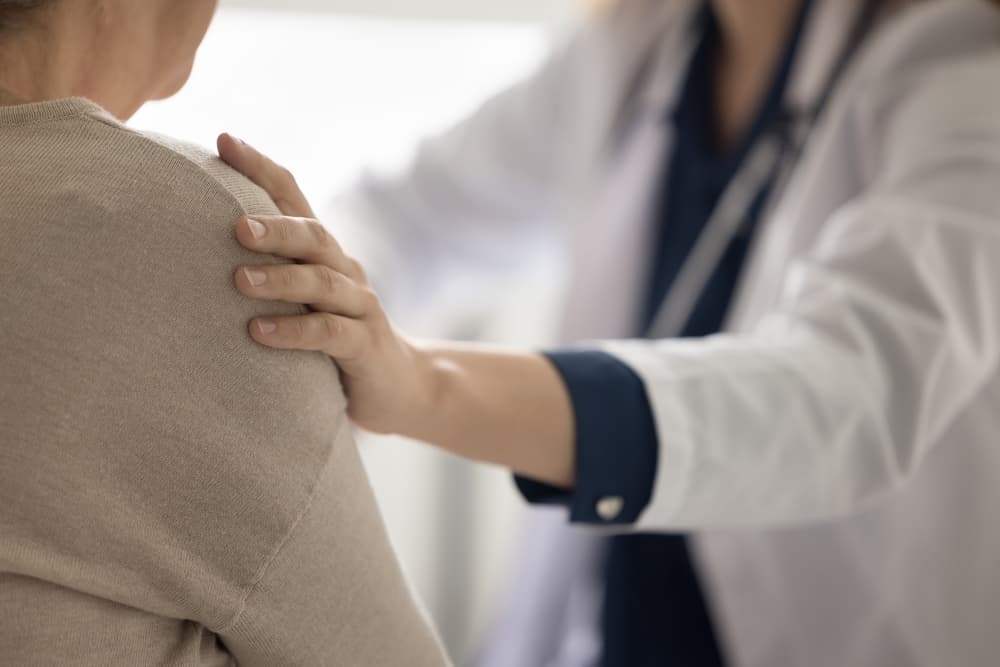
517,0,811,526
516,1,813,664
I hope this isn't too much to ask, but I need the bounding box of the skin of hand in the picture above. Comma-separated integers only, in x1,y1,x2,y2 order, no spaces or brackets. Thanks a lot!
217,133,576,487
218,133,436,436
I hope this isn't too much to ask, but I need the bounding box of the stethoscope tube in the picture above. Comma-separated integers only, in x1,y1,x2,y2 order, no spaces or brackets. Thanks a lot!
644,0,881,340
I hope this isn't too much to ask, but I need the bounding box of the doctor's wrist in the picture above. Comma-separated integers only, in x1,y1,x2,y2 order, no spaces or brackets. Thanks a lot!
389,343,577,488
389,342,457,438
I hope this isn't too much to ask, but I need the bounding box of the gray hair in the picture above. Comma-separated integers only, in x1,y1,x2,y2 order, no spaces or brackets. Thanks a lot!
0,0,51,32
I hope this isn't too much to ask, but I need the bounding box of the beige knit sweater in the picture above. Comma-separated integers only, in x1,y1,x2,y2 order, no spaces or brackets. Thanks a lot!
0,98,448,666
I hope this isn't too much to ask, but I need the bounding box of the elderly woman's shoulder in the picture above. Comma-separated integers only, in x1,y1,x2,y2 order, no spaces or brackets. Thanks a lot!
138,129,280,219
1,97,286,304
1,98,279,249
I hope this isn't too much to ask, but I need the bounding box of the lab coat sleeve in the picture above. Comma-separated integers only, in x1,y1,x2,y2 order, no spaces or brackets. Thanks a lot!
598,54,1000,530
515,350,659,525
325,21,592,320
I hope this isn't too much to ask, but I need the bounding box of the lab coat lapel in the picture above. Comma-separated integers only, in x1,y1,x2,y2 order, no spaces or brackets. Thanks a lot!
478,6,701,667
692,0,884,661
561,0,874,343
558,0,698,343
725,0,871,333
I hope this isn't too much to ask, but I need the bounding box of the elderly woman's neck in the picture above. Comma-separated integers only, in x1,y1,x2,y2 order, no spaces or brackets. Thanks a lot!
0,8,148,119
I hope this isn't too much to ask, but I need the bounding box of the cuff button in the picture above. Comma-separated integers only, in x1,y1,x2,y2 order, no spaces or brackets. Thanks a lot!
596,496,625,521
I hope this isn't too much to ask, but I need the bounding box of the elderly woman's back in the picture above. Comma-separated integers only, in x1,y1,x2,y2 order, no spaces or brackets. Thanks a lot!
0,3,447,666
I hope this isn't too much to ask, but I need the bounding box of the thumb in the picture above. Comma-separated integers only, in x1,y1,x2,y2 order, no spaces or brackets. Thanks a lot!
216,132,316,218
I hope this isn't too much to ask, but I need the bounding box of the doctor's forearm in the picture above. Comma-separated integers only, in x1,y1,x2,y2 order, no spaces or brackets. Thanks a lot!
401,344,577,489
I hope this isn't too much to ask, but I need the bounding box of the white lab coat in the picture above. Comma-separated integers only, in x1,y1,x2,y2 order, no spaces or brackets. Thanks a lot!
331,0,1000,665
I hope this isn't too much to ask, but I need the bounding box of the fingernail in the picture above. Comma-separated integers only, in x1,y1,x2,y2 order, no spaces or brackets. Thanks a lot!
244,268,267,287
247,219,266,239
257,320,277,335
232,134,248,146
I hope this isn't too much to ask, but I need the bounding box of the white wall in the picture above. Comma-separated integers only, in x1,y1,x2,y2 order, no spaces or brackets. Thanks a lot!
223,0,574,24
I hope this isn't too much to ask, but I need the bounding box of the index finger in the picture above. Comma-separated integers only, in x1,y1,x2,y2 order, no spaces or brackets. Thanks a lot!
217,133,316,218
236,214,356,278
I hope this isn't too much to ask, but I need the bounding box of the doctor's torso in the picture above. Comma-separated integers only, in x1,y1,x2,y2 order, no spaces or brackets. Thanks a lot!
534,1,1000,665
335,1,1000,664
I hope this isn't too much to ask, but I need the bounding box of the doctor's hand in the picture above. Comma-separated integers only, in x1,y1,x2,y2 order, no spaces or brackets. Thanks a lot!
217,132,317,219
218,133,576,487
218,133,434,434
231,212,433,433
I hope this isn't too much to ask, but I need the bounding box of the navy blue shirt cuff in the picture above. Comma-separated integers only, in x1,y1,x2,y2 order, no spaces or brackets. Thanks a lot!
515,350,659,525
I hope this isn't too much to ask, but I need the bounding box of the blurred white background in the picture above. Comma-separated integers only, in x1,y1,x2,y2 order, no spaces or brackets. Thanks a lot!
131,1,574,663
